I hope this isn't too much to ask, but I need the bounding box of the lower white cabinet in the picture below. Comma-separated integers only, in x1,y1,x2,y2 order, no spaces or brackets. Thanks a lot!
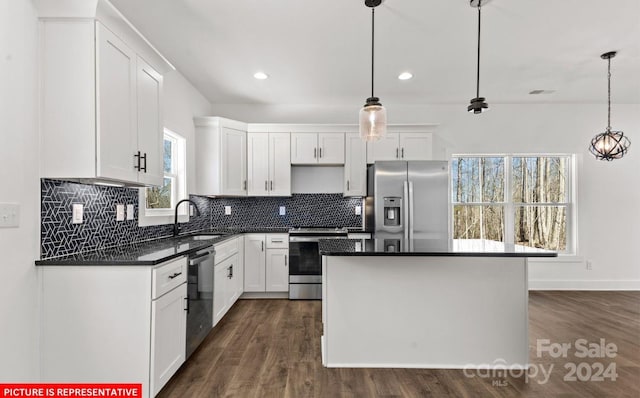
151,281,187,396
244,233,289,292
40,256,188,398
213,237,243,326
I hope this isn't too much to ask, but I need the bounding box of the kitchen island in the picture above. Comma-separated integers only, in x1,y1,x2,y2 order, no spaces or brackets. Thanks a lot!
319,238,556,369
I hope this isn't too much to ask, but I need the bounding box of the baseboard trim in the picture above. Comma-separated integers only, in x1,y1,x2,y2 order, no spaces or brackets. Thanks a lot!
529,280,640,291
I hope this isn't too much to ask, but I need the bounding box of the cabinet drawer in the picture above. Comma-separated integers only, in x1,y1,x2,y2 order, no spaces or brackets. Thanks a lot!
152,257,187,299
266,234,289,249
215,237,240,264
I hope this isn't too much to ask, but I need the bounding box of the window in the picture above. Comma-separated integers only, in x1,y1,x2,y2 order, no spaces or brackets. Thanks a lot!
138,129,187,226
452,155,574,253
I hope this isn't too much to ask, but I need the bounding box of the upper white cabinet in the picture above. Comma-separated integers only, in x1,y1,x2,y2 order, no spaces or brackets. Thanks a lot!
247,132,291,196
194,117,248,196
344,133,367,197
367,132,433,163
291,133,345,165
39,16,167,186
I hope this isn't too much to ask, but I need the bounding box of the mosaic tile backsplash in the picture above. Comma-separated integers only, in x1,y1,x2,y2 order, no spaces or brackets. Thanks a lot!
41,179,362,258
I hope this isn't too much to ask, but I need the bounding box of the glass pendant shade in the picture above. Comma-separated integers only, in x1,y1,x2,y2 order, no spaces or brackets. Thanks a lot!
589,129,630,161
359,98,387,141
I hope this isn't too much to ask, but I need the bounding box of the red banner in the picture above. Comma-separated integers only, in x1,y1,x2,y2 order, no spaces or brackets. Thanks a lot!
0,384,142,398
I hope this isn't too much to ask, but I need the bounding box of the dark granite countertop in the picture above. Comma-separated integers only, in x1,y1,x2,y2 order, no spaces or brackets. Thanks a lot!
319,238,558,258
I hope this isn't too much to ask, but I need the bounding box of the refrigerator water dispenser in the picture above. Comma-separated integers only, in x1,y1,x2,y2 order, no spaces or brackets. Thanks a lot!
383,197,402,227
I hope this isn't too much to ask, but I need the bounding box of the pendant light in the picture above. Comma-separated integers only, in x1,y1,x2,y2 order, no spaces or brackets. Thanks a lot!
468,0,489,114
589,51,631,161
359,0,387,141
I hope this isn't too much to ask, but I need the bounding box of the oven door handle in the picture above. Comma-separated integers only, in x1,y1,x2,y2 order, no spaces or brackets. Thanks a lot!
289,236,347,242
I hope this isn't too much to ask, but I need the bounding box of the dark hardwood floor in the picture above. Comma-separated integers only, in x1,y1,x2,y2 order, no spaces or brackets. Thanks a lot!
158,291,640,397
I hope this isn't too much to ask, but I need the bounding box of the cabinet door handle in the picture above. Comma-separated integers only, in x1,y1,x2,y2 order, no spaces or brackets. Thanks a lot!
284,255,287,266
184,297,189,313
261,241,264,251
396,148,399,158
134,151,141,171
401,148,404,159
141,153,147,172
314,148,317,158
168,271,182,279
270,180,273,190
243,180,247,190
265,180,268,191
347,180,350,190
271,239,283,243
228,264,233,279
319,148,322,158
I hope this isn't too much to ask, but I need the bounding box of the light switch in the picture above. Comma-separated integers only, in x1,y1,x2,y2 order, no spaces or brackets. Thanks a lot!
116,204,125,221
0,203,20,228
224,206,232,215
355,206,362,215
72,204,83,224
279,206,286,216
126,204,134,220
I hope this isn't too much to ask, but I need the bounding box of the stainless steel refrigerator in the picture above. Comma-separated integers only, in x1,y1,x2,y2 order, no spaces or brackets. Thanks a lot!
366,161,450,246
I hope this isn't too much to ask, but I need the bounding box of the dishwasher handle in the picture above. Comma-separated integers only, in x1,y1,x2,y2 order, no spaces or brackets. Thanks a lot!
189,249,215,265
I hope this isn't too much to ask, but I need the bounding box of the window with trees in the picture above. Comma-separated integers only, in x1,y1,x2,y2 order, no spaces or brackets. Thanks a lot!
138,129,187,226
452,155,573,253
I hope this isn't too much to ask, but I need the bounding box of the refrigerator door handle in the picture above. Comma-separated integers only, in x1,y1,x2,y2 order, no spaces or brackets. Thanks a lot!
403,181,410,241
408,181,415,240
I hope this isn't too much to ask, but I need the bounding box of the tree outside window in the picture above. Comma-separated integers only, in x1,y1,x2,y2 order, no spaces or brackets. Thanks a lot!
452,155,573,253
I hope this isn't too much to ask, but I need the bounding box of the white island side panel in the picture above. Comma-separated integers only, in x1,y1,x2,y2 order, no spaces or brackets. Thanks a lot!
322,256,528,368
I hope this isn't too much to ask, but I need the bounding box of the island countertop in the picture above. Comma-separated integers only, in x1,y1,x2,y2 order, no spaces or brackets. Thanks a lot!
319,238,557,257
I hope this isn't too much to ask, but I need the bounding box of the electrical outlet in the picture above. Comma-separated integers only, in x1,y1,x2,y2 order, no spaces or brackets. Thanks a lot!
0,203,20,228
72,204,83,224
116,204,125,221
355,205,362,215
279,206,286,216
224,206,232,215
126,204,134,220
586,260,593,270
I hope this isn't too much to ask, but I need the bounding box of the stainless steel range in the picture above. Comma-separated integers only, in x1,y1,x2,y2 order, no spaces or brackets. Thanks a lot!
288,227,348,300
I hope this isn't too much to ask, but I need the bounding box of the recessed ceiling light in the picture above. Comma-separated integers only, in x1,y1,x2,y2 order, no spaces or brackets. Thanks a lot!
398,72,413,80
254,72,269,80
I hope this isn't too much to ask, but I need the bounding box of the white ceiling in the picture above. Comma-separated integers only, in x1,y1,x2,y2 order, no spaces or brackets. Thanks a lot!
111,0,640,106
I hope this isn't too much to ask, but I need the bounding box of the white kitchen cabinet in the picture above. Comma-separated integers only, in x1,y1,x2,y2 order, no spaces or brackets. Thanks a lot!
213,237,243,326
41,256,188,398
265,248,289,292
344,132,367,196
367,132,433,163
136,56,164,186
291,133,345,165
194,117,248,196
247,132,291,196
244,234,289,292
150,281,187,396
243,234,266,292
39,19,166,186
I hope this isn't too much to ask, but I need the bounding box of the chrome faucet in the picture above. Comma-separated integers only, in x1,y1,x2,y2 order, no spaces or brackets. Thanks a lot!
173,199,200,236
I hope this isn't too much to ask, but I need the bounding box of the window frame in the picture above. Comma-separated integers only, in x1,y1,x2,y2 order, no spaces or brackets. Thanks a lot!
138,128,188,227
451,153,576,255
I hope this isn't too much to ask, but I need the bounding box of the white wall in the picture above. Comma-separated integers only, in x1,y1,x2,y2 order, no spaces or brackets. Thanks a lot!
0,1,211,379
0,0,40,380
212,102,640,290
162,70,212,191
